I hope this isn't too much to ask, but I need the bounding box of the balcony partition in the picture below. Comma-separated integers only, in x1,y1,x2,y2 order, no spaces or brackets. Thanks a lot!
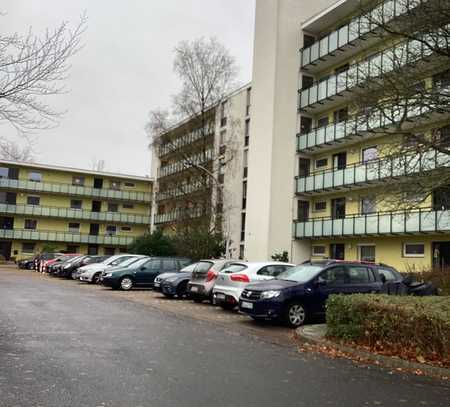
295,208,450,238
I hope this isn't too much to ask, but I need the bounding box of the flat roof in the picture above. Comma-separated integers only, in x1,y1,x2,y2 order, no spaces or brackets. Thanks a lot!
0,159,154,182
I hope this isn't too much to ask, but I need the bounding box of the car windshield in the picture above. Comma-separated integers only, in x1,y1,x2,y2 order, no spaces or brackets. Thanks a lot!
276,264,324,283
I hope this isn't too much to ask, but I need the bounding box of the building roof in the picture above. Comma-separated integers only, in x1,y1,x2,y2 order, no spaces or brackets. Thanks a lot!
0,159,153,182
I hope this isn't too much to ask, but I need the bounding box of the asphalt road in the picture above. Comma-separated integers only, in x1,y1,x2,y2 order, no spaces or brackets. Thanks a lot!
0,268,448,407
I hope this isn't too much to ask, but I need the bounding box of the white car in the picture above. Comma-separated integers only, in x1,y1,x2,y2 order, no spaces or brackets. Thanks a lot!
212,262,295,310
78,254,141,283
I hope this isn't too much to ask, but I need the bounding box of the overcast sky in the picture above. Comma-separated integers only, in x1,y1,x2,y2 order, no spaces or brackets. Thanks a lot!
2,0,255,177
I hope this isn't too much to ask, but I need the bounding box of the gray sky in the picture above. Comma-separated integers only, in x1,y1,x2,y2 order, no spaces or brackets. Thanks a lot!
2,0,255,176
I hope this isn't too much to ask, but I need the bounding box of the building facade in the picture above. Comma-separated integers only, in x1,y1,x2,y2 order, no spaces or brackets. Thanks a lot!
152,84,252,259
0,160,153,260
245,0,450,271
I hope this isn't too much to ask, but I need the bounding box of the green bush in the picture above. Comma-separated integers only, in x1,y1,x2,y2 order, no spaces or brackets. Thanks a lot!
128,231,176,256
326,294,450,364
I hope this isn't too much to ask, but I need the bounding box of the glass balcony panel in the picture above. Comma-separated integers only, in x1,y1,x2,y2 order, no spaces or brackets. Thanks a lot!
314,174,324,190
323,219,333,236
304,222,313,237
327,76,337,97
437,210,450,231
391,156,405,177
343,218,353,235
391,213,406,233
437,152,450,167
298,135,307,150
365,214,378,234
366,162,379,181
319,37,329,58
301,49,310,66
321,172,332,189
343,167,355,184
383,0,396,21
310,42,319,62
348,19,359,41
332,169,344,188
379,161,392,178
335,122,347,141
359,14,371,35
378,214,391,233
309,86,318,104
318,81,327,101
316,127,325,145
353,165,366,183
405,212,421,232
329,31,338,52
352,217,363,234
305,177,314,192
300,91,309,108
338,25,349,48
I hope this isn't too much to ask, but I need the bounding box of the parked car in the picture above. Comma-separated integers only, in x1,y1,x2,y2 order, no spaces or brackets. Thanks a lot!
47,254,81,274
18,256,38,270
51,255,85,276
101,257,191,290
187,259,243,303
154,263,197,292
213,262,294,310
238,260,404,328
159,263,198,298
64,255,110,279
78,254,142,284
36,252,64,271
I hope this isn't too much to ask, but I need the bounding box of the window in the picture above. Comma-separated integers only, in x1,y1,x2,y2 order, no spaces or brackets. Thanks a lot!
0,167,8,178
362,146,378,163
333,152,346,170
162,259,177,271
72,176,85,186
106,225,117,236
300,116,312,134
242,181,247,210
320,266,347,286
438,126,450,148
312,245,326,256
220,100,227,127
124,182,135,187
246,87,251,116
317,116,329,128
315,158,328,168
24,219,37,230
239,244,245,260
258,265,291,277
108,202,118,212
148,259,162,271
27,196,40,206
298,158,310,178
347,265,372,284
331,198,345,219
361,196,376,215
302,75,314,90
219,130,226,145
110,180,121,190
68,223,80,233
244,119,250,139
66,245,79,253
330,243,345,260
297,201,309,222
240,212,246,241
333,107,348,123
123,203,134,209
403,243,425,257
433,69,450,88
359,245,376,262
314,201,326,212
378,268,398,282
121,226,131,232
104,247,116,255
0,192,16,204
22,242,35,253
303,34,315,48
70,199,82,210
29,172,42,182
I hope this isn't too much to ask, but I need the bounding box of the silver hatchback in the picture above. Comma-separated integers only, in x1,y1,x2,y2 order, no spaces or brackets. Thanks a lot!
187,259,244,303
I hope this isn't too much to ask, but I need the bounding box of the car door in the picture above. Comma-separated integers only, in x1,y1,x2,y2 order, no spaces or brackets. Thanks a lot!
134,259,160,286
344,265,380,294
313,266,349,315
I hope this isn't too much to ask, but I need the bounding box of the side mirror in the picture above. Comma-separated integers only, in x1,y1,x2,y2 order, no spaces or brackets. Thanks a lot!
379,274,387,284
140,266,146,271
316,277,327,286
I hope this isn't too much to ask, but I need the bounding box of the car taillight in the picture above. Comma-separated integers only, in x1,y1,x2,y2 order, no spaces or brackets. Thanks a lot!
230,274,250,283
206,270,217,282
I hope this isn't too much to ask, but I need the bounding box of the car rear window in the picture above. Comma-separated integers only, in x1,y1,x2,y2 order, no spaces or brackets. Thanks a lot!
222,264,247,274
195,261,213,273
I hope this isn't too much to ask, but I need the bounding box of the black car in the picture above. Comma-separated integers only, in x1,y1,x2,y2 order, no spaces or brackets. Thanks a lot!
18,257,37,270
50,255,84,276
55,255,109,279
238,260,404,328
102,257,191,290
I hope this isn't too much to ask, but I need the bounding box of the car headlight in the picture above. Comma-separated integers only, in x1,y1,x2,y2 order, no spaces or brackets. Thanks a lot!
165,278,176,283
104,272,112,277
63,265,70,269
260,290,281,299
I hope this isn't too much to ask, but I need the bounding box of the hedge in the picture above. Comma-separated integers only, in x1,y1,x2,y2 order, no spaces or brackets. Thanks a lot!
326,294,450,365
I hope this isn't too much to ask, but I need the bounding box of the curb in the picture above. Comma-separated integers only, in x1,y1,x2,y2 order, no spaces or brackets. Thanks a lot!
295,325,450,379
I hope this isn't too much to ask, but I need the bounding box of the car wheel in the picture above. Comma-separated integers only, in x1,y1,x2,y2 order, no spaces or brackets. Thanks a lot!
119,277,134,291
163,293,175,299
284,302,307,328
192,297,203,303
92,273,101,284
219,302,236,311
176,282,188,298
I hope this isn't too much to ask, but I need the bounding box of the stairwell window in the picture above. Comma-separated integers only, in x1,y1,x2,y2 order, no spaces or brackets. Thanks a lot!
22,242,36,253
24,219,37,230
312,245,326,257
72,176,85,186
29,172,42,182
110,180,121,190
68,223,80,233
106,225,117,236
27,196,40,206
71,199,82,210
403,243,425,258
108,202,118,212
359,245,376,262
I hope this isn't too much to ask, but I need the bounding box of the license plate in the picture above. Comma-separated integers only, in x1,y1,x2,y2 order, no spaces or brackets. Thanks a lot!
190,286,198,292
216,293,225,300
241,301,253,310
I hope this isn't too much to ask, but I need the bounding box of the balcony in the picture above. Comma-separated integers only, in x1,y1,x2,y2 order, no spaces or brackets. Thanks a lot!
154,207,204,225
156,180,209,202
158,124,214,158
0,203,150,224
0,228,134,246
158,150,213,179
299,37,433,113
294,208,450,239
296,150,450,194
0,178,151,202
300,0,423,72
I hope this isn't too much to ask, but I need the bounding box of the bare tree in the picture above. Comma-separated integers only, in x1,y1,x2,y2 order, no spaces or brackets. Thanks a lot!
0,137,33,162
0,12,86,159
91,158,106,172
147,37,239,258
342,0,450,210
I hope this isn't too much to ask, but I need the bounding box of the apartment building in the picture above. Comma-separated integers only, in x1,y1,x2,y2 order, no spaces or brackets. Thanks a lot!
152,84,252,259
0,160,153,260
245,0,450,271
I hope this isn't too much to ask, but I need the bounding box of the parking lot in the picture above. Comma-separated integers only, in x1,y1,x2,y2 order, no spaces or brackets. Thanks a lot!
1,266,449,407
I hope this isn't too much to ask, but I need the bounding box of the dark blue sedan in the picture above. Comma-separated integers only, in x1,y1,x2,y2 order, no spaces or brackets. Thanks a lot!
238,260,402,328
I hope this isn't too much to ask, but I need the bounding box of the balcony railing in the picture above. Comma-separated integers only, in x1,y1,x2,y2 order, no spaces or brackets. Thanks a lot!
0,228,134,246
156,180,210,202
0,203,150,224
294,207,450,238
158,125,215,158
154,207,204,225
0,178,151,202
158,149,213,178
299,37,432,110
296,150,450,194
300,0,422,68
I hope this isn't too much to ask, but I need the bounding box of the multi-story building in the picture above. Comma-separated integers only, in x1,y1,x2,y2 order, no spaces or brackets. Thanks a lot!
0,160,153,260
151,84,252,259
245,0,450,271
